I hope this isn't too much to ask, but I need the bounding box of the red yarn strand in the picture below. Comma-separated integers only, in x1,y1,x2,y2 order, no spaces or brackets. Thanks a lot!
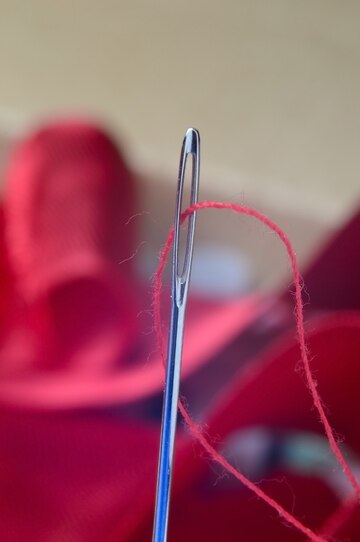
153,201,360,541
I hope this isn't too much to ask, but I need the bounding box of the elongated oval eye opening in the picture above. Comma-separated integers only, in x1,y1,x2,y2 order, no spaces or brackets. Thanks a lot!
173,128,200,291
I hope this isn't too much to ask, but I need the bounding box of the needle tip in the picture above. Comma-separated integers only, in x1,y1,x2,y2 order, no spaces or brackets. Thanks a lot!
184,128,200,155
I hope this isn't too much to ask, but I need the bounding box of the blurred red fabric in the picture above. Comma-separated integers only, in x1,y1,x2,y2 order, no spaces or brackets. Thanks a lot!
0,120,358,541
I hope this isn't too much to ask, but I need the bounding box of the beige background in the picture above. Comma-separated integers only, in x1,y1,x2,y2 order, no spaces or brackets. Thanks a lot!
0,1,359,286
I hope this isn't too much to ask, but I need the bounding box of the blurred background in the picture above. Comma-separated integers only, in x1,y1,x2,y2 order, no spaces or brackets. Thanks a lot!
0,3,359,541
0,0,359,290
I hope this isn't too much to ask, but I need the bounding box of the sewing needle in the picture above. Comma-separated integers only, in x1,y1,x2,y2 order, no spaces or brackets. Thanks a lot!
152,128,200,542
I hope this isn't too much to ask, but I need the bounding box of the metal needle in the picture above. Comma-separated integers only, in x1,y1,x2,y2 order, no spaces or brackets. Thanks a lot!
152,128,200,542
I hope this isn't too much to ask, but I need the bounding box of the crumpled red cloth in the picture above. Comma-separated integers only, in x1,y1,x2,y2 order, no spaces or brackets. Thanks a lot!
0,119,359,541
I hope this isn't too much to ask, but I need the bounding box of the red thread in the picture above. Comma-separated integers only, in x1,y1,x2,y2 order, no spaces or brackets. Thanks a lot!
153,201,360,541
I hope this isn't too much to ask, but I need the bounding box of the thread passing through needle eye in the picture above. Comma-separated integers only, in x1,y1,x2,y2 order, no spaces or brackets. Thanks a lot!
152,128,200,542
